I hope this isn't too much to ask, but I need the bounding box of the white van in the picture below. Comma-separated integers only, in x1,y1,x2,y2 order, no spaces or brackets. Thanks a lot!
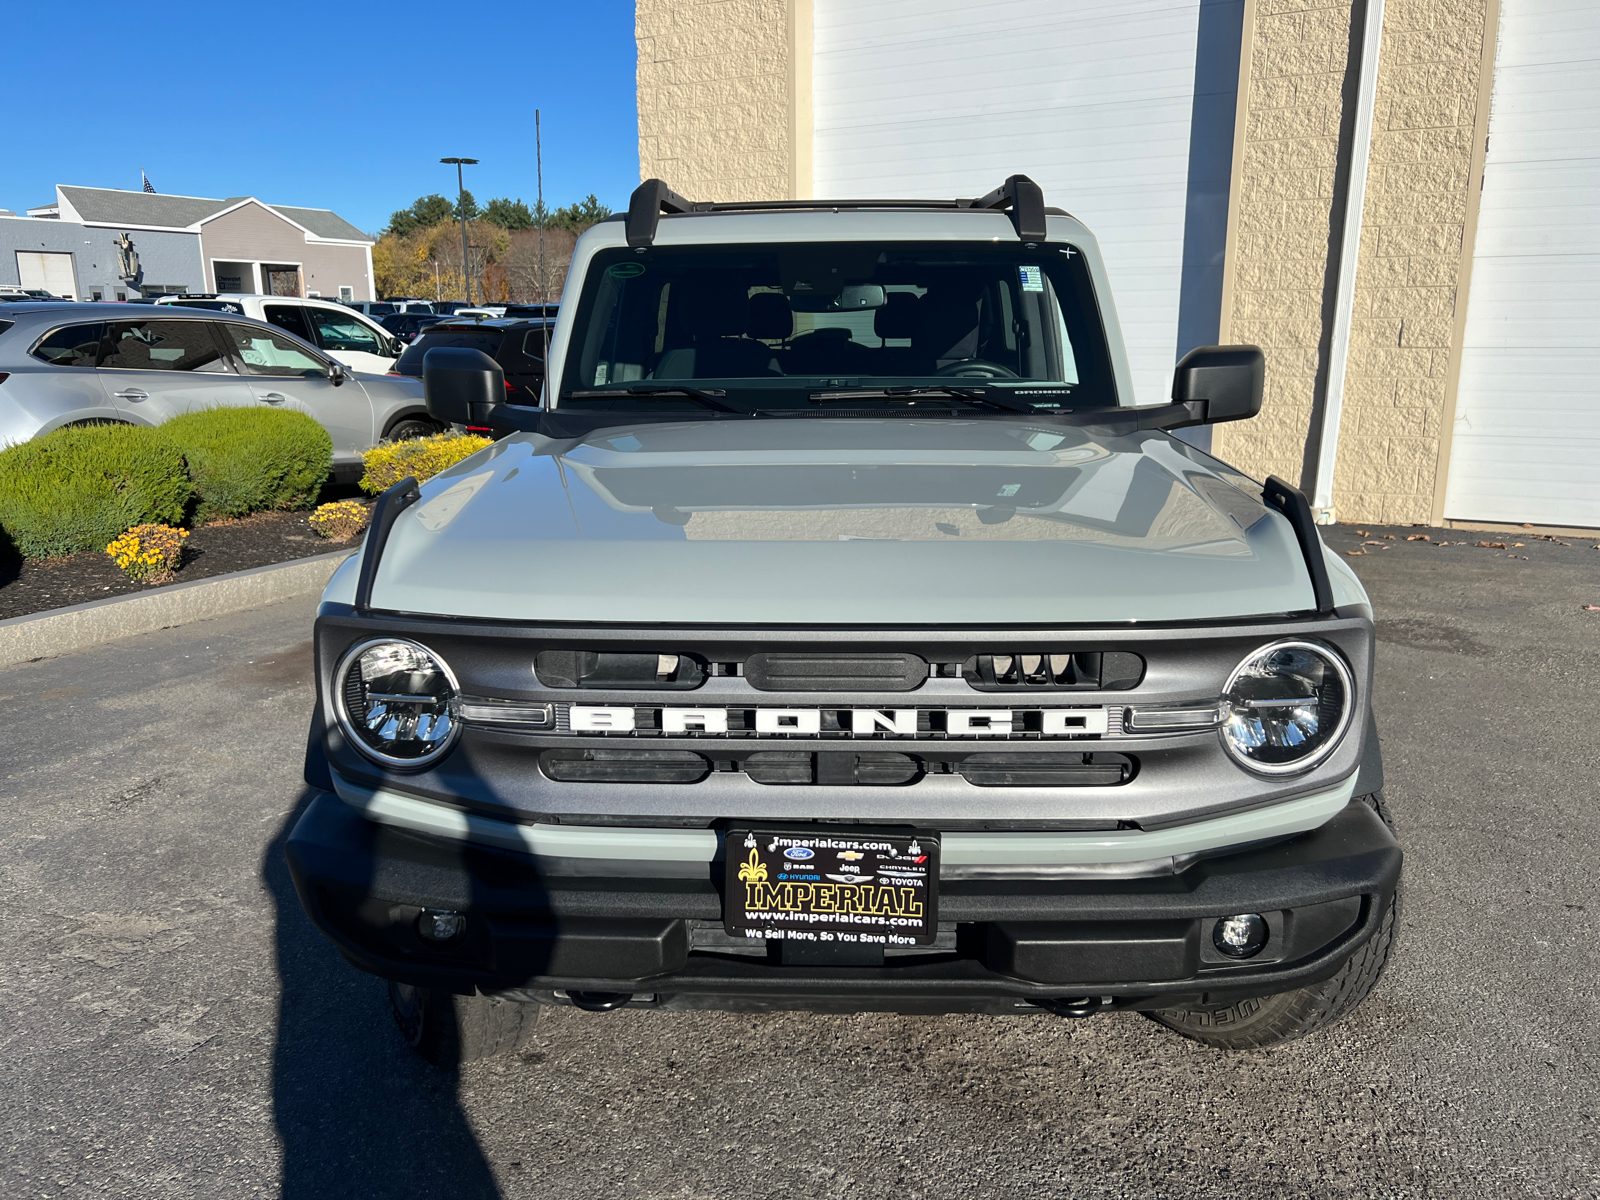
156,294,401,374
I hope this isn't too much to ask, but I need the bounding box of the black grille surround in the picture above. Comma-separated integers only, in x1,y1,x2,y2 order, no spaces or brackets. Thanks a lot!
314,609,1375,830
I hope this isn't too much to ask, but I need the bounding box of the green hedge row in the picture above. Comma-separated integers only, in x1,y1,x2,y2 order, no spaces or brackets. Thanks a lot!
0,409,333,559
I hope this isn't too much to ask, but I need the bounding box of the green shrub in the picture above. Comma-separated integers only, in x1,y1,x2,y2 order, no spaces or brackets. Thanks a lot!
0,424,192,559
158,408,332,522
360,432,493,494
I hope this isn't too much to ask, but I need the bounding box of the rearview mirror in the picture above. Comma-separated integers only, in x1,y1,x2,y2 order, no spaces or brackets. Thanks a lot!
424,346,503,426
1170,345,1264,425
325,361,349,387
788,283,886,313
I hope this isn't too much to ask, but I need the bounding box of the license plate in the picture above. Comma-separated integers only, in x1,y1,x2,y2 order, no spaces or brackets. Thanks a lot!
723,830,940,947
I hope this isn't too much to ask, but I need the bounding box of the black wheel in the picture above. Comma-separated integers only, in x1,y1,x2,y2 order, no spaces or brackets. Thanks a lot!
388,981,539,1067
385,417,444,442
1147,792,1399,1050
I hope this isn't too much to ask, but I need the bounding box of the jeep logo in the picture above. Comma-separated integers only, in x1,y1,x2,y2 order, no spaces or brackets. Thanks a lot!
568,706,1109,737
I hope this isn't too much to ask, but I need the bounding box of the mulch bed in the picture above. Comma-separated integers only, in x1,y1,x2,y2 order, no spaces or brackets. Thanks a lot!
0,508,367,623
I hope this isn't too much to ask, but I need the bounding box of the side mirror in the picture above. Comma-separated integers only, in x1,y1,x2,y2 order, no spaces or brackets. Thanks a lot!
325,361,349,387
425,346,503,426
1170,345,1264,424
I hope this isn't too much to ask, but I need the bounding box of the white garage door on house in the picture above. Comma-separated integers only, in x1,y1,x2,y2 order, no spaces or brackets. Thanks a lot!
811,0,1242,408
1445,0,1600,528
15,251,78,300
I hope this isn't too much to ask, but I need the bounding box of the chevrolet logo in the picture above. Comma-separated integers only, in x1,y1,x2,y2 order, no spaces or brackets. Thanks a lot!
567,706,1109,737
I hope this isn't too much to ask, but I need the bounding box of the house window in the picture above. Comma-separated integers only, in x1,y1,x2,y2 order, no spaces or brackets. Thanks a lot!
338,285,354,302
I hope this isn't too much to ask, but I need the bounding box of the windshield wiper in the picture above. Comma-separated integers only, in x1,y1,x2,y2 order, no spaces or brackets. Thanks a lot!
563,386,741,413
808,386,1036,413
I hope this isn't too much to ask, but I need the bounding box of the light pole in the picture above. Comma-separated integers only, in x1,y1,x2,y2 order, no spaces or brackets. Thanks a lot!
440,157,478,304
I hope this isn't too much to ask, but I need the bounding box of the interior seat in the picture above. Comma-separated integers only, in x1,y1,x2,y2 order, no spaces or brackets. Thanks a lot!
873,292,925,375
653,284,781,379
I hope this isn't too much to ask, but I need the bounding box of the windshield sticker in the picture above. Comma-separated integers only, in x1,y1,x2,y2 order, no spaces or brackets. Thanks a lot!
607,262,647,279
1018,265,1045,293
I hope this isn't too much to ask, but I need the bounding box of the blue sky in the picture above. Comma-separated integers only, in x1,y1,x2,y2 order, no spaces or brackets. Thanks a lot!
0,0,640,235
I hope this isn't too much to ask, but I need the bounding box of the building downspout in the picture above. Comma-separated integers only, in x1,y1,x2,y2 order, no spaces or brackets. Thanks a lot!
1308,0,1385,524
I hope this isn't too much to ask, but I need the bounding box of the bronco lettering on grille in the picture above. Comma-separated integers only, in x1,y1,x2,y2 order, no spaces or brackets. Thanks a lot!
567,705,1110,737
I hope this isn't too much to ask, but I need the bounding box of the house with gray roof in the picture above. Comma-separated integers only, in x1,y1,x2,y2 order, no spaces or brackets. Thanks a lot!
3,185,375,302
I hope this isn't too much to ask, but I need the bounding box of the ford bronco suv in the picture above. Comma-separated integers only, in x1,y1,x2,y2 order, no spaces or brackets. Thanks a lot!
287,176,1400,1065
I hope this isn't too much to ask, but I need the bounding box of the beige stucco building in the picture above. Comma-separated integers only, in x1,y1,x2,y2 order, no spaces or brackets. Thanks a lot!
637,0,1598,531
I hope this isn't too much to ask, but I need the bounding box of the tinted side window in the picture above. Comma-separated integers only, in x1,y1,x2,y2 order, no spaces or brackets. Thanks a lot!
220,323,326,377
263,304,315,343
101,321,229,372
306,306,383,354
31,322,104,367
520,328,551,363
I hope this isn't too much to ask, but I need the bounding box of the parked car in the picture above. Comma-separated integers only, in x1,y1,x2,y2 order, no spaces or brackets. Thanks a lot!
0,303,437,478
379,312,448,345
156,294,401,374
287,175,1400,1066
343,301,398,318
390,318,553,403
431,301,474,316
386,298,436,314
500,304,558,319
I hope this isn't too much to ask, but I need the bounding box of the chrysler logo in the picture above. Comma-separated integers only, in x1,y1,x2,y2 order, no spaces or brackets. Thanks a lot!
568,706,1109,737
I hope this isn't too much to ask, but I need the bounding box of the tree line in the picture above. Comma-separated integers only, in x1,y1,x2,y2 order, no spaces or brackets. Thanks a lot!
386,191,612,237
374,190,614,302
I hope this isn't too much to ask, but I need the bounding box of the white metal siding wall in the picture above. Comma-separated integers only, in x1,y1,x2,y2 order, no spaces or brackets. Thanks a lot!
1446,0,1600,527
812,0,1228,406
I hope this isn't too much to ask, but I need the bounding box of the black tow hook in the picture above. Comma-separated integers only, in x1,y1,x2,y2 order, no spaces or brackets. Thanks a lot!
569,991,633,1012
1041,996,1106,1019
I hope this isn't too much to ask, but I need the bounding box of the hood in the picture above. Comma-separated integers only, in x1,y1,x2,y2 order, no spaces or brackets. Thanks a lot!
361,418,1318,624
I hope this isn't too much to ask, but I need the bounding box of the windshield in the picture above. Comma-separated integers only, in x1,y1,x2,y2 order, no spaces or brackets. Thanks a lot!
560,241,1116,412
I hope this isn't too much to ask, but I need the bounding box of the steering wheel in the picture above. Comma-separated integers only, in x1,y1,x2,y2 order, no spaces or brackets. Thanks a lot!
932,359,1020,380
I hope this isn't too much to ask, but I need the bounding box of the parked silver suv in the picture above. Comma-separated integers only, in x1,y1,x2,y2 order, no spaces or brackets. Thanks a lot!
288,177,1400,1065
0,304,436,476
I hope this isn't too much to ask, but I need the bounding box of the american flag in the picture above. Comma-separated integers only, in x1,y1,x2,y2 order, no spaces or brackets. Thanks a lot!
141,171,155,194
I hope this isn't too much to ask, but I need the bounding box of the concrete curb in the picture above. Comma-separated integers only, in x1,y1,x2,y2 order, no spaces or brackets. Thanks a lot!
0,549,355,669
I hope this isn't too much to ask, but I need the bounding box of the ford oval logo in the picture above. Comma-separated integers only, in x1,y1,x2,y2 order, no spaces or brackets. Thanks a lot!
783,847,815,861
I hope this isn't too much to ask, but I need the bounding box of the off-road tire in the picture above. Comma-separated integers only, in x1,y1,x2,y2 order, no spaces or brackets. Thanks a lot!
1147,792,1399,1050
385,417,444,442
388,982,539,1067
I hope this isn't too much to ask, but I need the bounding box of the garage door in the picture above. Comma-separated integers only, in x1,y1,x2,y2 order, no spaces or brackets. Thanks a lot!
811,0,1243,407
1445,0,1600,527
15,251,78,300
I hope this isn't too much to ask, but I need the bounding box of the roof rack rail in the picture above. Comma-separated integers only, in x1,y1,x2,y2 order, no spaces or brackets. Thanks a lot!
969,174,1047,241
626,179,699,248
622,174,1056,247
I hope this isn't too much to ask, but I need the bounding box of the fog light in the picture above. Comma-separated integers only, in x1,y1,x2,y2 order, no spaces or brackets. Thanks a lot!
1213,913,1268,959
417,909,465,943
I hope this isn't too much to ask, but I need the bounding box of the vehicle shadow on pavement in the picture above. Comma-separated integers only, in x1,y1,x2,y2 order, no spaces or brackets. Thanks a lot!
263,789,503,1200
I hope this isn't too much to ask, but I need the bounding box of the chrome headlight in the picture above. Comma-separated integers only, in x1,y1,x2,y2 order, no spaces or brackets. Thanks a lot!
334,639,460,768
1220,640,1353,775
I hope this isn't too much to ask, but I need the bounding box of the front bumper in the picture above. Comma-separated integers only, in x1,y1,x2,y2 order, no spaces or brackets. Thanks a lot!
286,792,1401,1015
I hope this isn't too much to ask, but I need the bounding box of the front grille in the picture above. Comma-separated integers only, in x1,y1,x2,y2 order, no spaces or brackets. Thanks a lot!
964,652,1144,691
540,749,710,783
957,753,1132,788
745,652,926,692
746,751,922,786
533,748,1133,787
535,650,706,689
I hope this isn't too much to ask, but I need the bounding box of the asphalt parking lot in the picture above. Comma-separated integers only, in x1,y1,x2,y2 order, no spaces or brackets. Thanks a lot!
2,525,1596,1199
